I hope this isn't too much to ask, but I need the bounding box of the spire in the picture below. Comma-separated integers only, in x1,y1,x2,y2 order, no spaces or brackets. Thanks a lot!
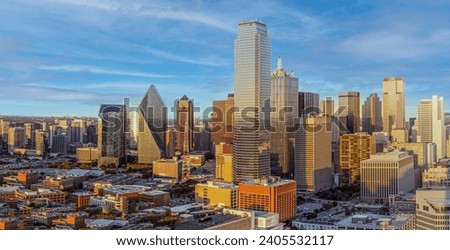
277,57,282,70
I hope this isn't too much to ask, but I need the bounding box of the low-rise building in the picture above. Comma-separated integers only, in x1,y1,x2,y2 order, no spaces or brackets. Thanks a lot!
139,190,170,207
153,159,183,180
15,188,65,204
336,213,415,230
195,181,238,208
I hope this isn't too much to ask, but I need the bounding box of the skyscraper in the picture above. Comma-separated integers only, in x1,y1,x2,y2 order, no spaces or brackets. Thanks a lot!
299,92,319,117
383,77,405,139
233,21,271,183
97,104,126,167
176,95,194,154
35,130,46,156
362,93,382,134
8,127,26,153
294,117,333,191
320,97,334,117
210,94,234,145
137,85,167,164
338,91,360,134
417,95,446,159
70,119,85,144
270,57,298,177
340,132,376,184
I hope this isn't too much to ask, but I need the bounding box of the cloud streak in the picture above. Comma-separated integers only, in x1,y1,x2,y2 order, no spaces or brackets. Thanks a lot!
139,46,227,67
39,65,174,78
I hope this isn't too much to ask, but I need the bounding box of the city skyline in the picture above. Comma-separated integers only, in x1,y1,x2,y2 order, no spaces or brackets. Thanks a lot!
1,0,450,118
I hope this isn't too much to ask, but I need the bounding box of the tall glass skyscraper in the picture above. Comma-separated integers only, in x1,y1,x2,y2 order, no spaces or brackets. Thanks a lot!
233,21,271,183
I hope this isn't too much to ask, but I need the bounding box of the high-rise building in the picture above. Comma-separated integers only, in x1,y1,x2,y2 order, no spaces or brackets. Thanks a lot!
299,92,319,117
7,127,26,153
86,124,97,144
360,151,415,204
194,122,211,152
294,117,333,191
211,94,234,145
362,93,382,134
70,119,85,144
417,95,446,160
338,91,360,134
383,77,405,139
270,57,299,177
97,104,126,167
320,97,334,117
24,123,34,148
137,85,167,164
176,95,194,154
416,187,450,230
35,130,46,156
165,127,176,158
340,132,376,184
215,143,233,182
238,177,296,222
0,119,10,143
51,134,68,154
233,21,271,183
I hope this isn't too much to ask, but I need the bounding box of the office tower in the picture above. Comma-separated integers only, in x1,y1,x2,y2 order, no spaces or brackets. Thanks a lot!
7,127,26,153
320,97,334,117
362,93,382,134
51,134,68,154
35,130,46,156
24,123,34,148
97,104,126,167
86,124,97,144
70,119,85,143
416,187,450,230
360,151,414,204
383,77,406,139
233,21,271,183
0,119,10,143
211,94,234,145
417,95,446,159
176,95,194,154
270,57,299,177
137,85,167,163
165,127,176,158
340,132,376,184
195,181,238,208
295,117,333,191
238,177,296,222
298,92,319,117
390,142,429,169
215,142,233,182
338,91,360,134
194,122,211,152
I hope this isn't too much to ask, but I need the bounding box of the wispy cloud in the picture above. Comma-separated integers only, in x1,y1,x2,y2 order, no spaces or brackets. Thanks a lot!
139,46,228,67
42,0,234,32
39,65,174,78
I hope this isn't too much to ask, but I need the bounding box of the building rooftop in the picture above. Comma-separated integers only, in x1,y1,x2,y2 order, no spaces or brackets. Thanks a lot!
103,185,150,195
240,176,295,187
176,213,242,230
363,150,412,162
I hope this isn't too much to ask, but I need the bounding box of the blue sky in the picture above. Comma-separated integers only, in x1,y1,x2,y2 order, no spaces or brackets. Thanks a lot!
1,0,450,118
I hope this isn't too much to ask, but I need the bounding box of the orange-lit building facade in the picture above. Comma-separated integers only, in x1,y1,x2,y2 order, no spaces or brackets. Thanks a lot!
211,94,234,145
238,177,296,222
